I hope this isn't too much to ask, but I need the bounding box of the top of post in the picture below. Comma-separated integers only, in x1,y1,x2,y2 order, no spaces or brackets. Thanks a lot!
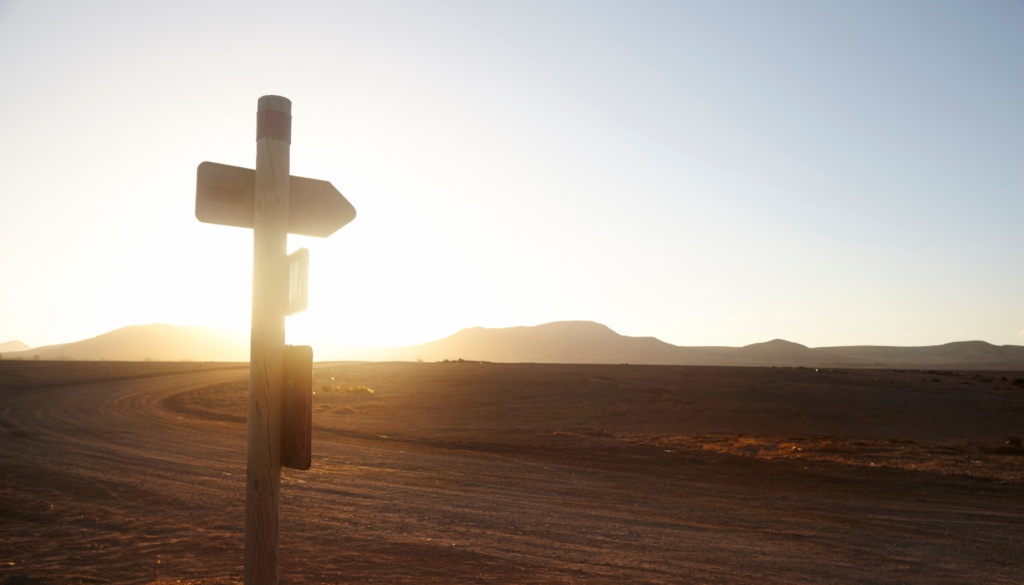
257,96,292,143
258,95,291,114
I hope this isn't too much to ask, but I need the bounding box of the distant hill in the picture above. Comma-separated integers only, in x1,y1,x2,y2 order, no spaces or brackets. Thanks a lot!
4,321,1023,369
318,323,811,365
328,324,855,367
719,339,859,367
329,321,696,364
0,340,31,353
816,341,1024,370
0,324,248,362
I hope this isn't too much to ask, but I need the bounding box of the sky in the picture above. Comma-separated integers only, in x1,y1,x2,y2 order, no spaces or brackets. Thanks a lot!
0,0,1021,350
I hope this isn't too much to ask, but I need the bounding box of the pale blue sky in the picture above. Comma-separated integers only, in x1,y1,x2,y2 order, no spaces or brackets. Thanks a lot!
0,0,1021,349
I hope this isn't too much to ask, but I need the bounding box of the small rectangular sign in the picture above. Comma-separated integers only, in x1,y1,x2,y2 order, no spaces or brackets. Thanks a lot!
286,248,309,316
282,345,312,470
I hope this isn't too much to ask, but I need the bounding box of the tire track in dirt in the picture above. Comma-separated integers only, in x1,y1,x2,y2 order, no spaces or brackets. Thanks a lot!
1,365,1023,584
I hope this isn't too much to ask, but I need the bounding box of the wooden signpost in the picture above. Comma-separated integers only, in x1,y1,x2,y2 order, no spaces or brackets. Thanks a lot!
195,95,356,585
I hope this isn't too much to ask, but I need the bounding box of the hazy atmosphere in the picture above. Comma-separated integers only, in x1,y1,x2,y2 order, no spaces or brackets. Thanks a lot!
2,0,1022,350
3,3,1024,584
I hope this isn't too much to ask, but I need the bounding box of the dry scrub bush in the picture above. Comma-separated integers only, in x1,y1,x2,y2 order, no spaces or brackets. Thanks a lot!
320,385,374,395
314,403,355,415
978,438,1024,456
624,433,1024,482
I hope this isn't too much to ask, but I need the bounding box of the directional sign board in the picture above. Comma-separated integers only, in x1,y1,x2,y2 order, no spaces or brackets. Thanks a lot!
195,161,356,238
197,96,358,584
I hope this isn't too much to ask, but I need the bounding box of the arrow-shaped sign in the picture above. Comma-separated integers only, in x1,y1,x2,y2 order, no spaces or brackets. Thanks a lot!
195,161,356,238
196,96,359,584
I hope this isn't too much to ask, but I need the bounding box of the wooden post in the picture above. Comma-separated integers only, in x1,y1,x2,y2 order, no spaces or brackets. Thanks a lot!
246,95,291,585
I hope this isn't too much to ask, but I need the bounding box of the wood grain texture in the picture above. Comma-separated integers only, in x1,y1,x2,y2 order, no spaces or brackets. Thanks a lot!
282,345,312,470
246,95,291,585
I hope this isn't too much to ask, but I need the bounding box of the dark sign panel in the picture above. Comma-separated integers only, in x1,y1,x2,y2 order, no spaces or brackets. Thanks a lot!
282,345,312,471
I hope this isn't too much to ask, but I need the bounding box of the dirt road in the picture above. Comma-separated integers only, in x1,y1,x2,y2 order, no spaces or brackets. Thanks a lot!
1,361,1022,584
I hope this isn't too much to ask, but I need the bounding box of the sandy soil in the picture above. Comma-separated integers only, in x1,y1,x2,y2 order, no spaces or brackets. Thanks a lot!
1,360,1023,584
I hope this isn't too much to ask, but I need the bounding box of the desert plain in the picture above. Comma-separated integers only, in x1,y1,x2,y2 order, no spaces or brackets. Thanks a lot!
1,359,1023,584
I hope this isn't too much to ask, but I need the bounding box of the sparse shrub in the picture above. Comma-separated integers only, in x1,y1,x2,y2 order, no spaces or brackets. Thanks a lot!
319,385,374,395
314,404,355,415
816,438,858,454
979,438,1024,456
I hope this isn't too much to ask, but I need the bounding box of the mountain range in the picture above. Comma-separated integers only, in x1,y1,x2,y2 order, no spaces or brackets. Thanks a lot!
0,324,249,362
2,321,1023,369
